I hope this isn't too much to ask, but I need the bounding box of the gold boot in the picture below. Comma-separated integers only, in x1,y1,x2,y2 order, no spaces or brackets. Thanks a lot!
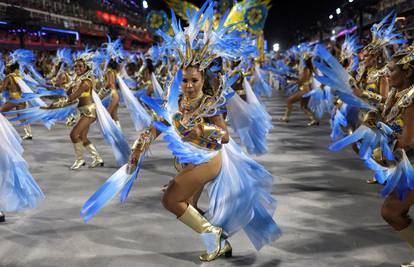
199,239,232,261
279,107,292,122
22,125,33,140
85,143,104,168
70,142,85,170
178,204,223,261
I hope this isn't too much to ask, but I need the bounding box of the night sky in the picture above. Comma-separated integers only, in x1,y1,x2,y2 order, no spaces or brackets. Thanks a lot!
148,0,347,49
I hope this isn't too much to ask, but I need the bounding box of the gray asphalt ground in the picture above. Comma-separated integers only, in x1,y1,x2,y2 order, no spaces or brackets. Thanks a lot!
0,92,412,267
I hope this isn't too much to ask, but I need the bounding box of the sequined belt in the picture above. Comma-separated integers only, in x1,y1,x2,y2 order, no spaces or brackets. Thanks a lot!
78,103,96,118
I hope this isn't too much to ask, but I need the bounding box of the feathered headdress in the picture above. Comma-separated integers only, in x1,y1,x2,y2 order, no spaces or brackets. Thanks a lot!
101,36,125,63
73,48,94,69
7,49,35,67
340,34,362,72
55,48,73,67
364,11,407,55
156,0,256,71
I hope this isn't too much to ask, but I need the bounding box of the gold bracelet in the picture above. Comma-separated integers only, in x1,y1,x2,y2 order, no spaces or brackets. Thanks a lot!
132,128,154,152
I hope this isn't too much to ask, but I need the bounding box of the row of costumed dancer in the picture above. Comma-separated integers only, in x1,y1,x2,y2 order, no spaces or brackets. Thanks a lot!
0,0,281,261
271,10,414,267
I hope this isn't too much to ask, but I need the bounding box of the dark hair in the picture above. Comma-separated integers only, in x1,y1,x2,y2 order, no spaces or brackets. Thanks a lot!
146,58,154,73
7,62,19,73
305,57,314,73
107,58,118,70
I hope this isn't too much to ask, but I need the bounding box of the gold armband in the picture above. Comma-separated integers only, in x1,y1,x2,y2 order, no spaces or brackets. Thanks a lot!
201,124,225,141
131,128,154,152
361,91,383,103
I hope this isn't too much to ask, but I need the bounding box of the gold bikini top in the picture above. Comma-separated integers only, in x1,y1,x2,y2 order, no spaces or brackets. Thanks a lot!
72,73,95,98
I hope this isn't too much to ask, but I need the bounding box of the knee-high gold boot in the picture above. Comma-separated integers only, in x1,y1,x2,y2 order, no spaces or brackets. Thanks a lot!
70,142,85,170
279,107,292,122
85,143,104,168
22,125,33,140
178,204,230,261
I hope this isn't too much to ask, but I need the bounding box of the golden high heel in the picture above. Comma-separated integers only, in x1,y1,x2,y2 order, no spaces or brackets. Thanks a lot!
70,142,85,170
178,205,222,261
199,239,232,261
85,143,104,168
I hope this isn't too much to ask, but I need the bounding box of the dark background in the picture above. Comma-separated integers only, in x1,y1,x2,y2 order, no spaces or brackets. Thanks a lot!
148,0,346,49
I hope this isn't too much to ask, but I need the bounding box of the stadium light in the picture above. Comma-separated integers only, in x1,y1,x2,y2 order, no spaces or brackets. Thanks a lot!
349,0,354,2
336,8,341,15
273,43,280,52
332,29,336,35
143,0,148,9
329,14,333,20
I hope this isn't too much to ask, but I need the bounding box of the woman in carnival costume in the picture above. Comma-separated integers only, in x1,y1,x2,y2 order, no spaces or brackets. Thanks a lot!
80,1,281,261
312,29,414,267
48,48,74,91
354,11,405,184
329,33,362,141
98,38,123,128
376,45,414,267
0,112,44,223
0,50,44,140
279,45,319,126
51,51,105,170
9,49,133,169
353,12,405,108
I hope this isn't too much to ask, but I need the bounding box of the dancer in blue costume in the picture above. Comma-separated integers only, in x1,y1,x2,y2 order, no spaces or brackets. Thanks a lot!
0,112,44,222
279,44,319,126
313,36,414,266
81,1,280,262
1,50,45,140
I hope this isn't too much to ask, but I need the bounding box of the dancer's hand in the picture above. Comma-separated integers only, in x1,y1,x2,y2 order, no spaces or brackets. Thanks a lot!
182,125,203,141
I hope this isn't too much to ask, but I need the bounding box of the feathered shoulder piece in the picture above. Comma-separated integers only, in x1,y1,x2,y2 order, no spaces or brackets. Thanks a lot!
7,49,35,67
365,11,407,54
156,0,256,71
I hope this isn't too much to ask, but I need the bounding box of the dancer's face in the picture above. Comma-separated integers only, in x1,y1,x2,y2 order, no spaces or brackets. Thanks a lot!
74,61,86,76
363,51,376,68
182,67,204,99
387,59,411,90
